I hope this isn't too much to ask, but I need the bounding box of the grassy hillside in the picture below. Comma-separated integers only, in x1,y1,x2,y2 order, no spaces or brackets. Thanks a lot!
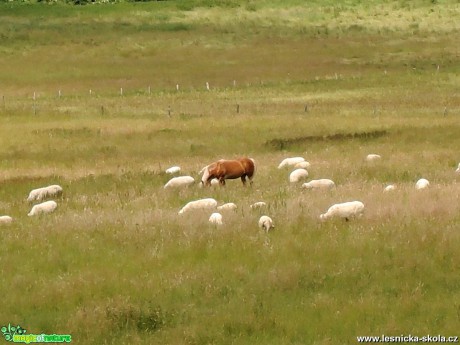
0,1,459,344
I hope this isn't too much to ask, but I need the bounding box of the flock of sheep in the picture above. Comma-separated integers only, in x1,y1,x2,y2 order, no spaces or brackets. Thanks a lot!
0,185,62,224
1,159,458,229
163,156,460,230
175,196,275,232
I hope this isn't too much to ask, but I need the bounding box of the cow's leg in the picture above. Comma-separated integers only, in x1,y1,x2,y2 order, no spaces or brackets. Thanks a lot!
241,175,247,185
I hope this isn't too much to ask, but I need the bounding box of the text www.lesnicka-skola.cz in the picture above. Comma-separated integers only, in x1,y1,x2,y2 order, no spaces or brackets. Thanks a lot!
356,334,459,343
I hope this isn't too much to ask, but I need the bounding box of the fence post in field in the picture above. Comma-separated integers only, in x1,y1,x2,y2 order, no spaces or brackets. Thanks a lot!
33,92,37,116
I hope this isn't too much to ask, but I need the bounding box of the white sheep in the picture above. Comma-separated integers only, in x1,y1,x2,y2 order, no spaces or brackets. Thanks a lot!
366,154,381,162
0,216,13,224
320,201,365,221
209,212,223,225
383,184,396,192
289,168,309,183
250,201,267,209
197,178,219,189
258,215,274,232
217,203,237,211
302,179,335,190
27,185,63,202
178,198,217,215
455,163,460,174
165,166,181,174
164,176,195,189
294,161,311,169
415,178,430,190
28,200,58,216
278,157,305,169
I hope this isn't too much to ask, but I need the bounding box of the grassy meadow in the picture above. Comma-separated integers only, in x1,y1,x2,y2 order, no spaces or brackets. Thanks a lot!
1,1,460,344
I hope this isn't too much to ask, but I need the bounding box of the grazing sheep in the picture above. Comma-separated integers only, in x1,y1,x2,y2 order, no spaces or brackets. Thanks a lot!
294,161,311,169
415,178,430,190
209,212,223,225
384,184,396,192
28,200,58,216
0,216,13,224
258,215,274,232
289,168,309,183
164,176,195,189
456,163,460,174
302,179,335,190
165,166,181,174
178,198,217,215
278,157,305,169
320,201,365,221
27,185,63,202
197,178,219,188
217,203,237,211
366,154,381,162
250,201,267,209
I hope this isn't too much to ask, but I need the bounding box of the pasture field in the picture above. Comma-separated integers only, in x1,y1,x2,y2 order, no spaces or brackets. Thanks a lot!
1,1,460,344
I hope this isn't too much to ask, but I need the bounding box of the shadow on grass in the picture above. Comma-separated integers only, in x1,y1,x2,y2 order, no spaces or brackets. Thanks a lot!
265,130,388,150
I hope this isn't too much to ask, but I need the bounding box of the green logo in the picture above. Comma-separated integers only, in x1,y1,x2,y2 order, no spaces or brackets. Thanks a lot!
1,324,71,344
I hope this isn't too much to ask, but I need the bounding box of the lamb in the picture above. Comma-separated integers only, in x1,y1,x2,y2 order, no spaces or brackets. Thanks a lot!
278,157,305,169
178,198,217,215
250,201,267,209
164,176,195,189
289,168,309,183
197,178,219,188
258,215,274,232
0,216,13,224
209,212,223,225
415,178,430,190
165,166,181,174
217,203,237,211
28,200,58,216
384,184,396,192
319,201,365,221
456,163,460,174
366,154,381,162
302,179,335,190
294,161,311,169
27,185,63,202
